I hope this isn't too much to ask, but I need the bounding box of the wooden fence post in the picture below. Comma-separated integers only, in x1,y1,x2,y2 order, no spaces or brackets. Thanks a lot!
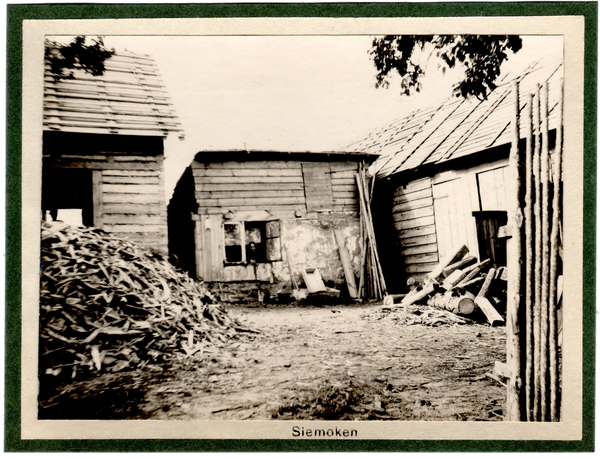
506,80,523,421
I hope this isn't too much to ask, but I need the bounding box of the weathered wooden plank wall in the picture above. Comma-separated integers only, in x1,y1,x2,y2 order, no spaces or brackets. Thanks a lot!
188,159,362,282
392,177,438,279
192,160,359,217
43,133,168,254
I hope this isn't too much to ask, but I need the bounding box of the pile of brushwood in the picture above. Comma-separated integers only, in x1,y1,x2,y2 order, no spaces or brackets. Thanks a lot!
39,222,250,381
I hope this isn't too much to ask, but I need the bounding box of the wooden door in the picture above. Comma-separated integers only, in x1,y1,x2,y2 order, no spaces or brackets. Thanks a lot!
432,179,479,260
194,214,224,282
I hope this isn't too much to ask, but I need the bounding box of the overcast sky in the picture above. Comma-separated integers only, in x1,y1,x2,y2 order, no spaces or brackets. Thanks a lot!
95,35,563,198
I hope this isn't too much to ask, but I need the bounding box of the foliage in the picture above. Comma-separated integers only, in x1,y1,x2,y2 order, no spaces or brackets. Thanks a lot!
371,35,523,100
45,36,115,79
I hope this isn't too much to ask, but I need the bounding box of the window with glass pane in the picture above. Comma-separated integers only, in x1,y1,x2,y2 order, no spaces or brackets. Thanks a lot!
224,222,243,263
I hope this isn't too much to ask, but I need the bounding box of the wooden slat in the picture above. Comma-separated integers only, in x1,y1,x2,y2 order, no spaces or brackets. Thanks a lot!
192,175,304,184
102,176,160,185
331,190,357,199
332,198,357,206
403,252,439,264
330,162,358,172
399,233,437,247
405,262,439,274
192,168,302,177
193,161,300,170
197,205,305,215
198,197,305,207
330,178,356,186
195,190,303,199
393,187,432,204
104,224,163,233
395,178,431,195
392,206,434,222
102,170,159,177
330,170,356,179
103,184,159,194
103,215,162,224
102,203,161,214
303,162,333,212
195,182,303,192
103,193,159,203
45,161,160,171
331,184,356,192
399,243,438,256
209,214,224,281
392,197,434,213
395,223,437,239
92,171,103,227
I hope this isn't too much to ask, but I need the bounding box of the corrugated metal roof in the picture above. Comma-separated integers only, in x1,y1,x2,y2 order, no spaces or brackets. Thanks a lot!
43,51,184,138
346,59,563,178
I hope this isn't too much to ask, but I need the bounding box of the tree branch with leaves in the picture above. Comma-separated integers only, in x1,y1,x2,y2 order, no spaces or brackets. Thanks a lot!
45,36,115,80
371,35,523,100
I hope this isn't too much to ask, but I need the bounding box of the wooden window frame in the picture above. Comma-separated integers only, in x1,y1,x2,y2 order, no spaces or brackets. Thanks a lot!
222,220,283,265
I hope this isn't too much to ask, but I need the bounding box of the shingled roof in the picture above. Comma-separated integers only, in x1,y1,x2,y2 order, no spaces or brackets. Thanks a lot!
43,51,183,138
346,59,563,179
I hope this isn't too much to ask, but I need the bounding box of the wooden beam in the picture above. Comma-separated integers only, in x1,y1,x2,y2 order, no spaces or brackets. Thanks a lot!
334,229,358,298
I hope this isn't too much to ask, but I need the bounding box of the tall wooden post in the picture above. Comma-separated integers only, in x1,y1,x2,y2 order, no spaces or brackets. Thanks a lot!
506,81,523,421
548,79,564,421
523,93,534,421
539,82,551,420
532,87,542,421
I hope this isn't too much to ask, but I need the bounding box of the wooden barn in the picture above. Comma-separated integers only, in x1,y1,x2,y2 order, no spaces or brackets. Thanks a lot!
346,59,563,290
42,50,183,254
168,151,378,300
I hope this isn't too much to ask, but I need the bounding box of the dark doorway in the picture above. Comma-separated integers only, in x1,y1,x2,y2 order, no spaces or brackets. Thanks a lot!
42,169,94,227
473,211,508,269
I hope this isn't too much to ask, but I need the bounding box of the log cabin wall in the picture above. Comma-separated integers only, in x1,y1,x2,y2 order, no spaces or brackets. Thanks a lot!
178,155,367,290
42,131,168,254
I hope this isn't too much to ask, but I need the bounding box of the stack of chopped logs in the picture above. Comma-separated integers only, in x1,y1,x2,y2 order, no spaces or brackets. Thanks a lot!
390,244,505,326
39,221,252,380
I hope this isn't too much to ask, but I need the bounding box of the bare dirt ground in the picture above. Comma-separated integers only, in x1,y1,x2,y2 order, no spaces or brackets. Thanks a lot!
40,303,506,421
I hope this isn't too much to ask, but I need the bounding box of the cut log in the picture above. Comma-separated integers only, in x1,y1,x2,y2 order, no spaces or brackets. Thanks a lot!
442,255,477,278
382,293,406,306
455,275,485,291
441,268,468,290
475,297,505,326
477,268,497,298
400,281,436,306
458,258,491,285
426,244,469,282
427,291,476,315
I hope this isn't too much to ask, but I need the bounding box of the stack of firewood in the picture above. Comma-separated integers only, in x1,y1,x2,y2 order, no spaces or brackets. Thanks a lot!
39,221,253,381
396,244,505,326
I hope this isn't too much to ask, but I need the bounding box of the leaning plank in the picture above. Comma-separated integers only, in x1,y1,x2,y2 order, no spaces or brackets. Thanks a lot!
334,229,358,298
441,269,468,290
426,244,469,282
400,281,436,306
457,259,491,286
477,268,497,298
442,255,477,278
475,297,504,326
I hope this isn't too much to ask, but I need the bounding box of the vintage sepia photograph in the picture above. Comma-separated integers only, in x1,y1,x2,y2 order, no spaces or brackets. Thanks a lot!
13,10,589,446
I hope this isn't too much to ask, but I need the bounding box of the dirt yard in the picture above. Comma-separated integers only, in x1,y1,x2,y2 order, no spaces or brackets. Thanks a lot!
40,302,506,421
